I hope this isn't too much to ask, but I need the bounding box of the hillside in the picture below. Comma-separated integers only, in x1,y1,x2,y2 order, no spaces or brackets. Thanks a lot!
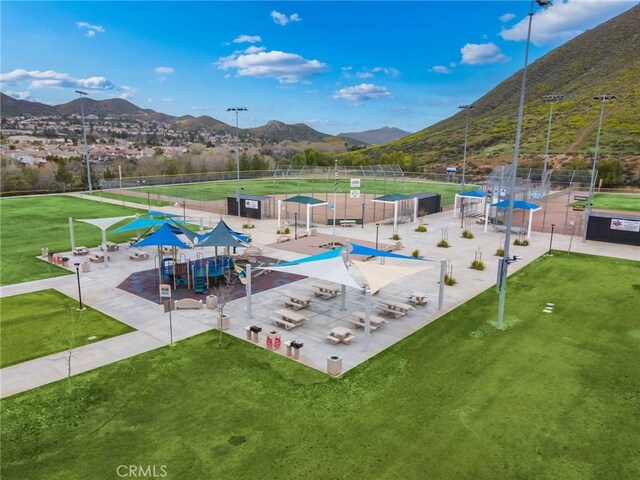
338,126,410,145
247,120,330,143
0,93,57,117
343,5,640,174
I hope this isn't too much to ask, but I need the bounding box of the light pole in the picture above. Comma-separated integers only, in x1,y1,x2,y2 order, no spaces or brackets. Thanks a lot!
541,94,564,232
76,90,92,192
74,263,85,311
227,107,247,218
458,105,474,194
583,94,615,241
375,223,380,251
497,0,552,331
548,223,555,255
294,212,298,240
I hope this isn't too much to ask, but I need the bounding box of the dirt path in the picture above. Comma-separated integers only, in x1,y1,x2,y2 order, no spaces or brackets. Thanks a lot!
567,103,621,153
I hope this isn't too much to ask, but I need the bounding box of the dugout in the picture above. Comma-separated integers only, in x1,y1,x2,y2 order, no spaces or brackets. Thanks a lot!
413,192,442,215
227,194,272,220
585,212,640,246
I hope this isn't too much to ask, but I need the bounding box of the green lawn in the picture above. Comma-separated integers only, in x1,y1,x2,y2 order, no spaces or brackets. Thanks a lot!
592,193,640,212
0,196,141,286
86,191,173,207
2,252,638,479
135,178,468,206
0,289,134,368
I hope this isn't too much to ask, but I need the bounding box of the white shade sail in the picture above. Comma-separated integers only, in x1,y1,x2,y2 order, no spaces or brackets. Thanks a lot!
351,260,435,294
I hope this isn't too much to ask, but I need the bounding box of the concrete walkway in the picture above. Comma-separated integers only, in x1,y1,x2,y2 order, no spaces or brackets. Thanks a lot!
1,194,637,398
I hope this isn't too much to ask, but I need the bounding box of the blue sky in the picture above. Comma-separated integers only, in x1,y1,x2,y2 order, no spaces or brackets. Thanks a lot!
1,1,635,134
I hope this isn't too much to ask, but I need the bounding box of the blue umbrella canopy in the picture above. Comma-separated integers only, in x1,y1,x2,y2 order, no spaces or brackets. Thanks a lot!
131,223,190,248
196,220,249,248
493,200,541,210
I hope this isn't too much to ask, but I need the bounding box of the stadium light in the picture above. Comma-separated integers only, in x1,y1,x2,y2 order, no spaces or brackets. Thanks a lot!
458,105,475,194
76,90,92,192
583,95,616,241
497,0,552,330
540,94,564,231
227,107,247,218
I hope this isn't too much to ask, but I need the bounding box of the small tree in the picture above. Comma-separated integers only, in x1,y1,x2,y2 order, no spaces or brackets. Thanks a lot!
438,228,450,248
444,263,457,286
54,308,85,393
211,268,237,346
470,248,486,270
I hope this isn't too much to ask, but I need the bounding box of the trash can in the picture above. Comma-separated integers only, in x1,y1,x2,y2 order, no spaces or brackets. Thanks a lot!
61,257,70,268
206,295,218,309
327,355,342,376
82,262,91,273
217,314,230,331
41,247,49,258
267,331,281,350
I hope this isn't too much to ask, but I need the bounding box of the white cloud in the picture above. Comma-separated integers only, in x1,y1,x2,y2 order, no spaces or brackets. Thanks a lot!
460,43,509,65
371,66,401,78
232,35,262,44
0,68,135,98
148,98,154,103
216,49,328,84
271,10,302,26
449,62,457,68
243,46,266,54
76,21,105,37
332,83,393,104
430,65,451,74
162,97,173,102
499,0,632,45
153,66,174,75
499,13,516,23
191,106,210,111
4,90,35,101
356,72,374,79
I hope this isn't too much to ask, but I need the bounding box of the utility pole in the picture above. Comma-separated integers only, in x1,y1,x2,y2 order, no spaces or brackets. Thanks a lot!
227,107,247,218
76,90,92,192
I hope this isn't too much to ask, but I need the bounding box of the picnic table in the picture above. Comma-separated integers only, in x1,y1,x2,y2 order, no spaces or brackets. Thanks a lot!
101,241,120,252
312,283,340,299
283,293,313,311
327,326,355,344
377,299,414,319
272,308,307,330
352,311,389,330
408,292,429,306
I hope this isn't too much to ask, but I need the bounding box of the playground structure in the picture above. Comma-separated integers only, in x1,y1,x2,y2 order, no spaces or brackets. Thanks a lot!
159,254,235,294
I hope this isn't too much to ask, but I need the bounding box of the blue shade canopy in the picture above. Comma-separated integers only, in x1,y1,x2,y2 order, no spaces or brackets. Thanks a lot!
493,200,541,210
460,190,487,198
113,218,179,233
131,223,190,248
146,210,182,218
196,220,249,248
167,221,198,242
350,243,433,261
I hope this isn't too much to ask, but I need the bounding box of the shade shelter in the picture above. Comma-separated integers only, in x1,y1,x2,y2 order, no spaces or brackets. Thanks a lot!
73,215,135,268
196,219,249,249
278,195,328,234
132,223,191,287
371,193,416,233
453,190,487,219
485,200,541,239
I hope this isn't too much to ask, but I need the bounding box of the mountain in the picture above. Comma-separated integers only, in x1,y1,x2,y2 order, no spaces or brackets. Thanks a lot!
342,5,640,174
338,127,410,145
0,93,57,117
247,120,330,143
173,115,233,134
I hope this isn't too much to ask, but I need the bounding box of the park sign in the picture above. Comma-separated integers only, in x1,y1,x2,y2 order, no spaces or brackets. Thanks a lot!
350,190,361,199
610,218,640,232
350,178,361,188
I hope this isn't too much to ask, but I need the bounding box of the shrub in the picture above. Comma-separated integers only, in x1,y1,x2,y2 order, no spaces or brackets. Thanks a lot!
514,239,529,246
276,229,281,234
392,233,401,240
495,248,504,256
415,225,427,233
411,250,420,258
444,274,457,286
242,223,254,229
437,240,450,248
284,227,290,234
470,260,486,270
462,230,474,239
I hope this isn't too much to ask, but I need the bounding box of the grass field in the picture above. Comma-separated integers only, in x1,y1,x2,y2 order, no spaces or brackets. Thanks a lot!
86,191,173,207
2,252,638,479
571,193,640,212
0,196,141,286
135,178,469,207
0,289,134,368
